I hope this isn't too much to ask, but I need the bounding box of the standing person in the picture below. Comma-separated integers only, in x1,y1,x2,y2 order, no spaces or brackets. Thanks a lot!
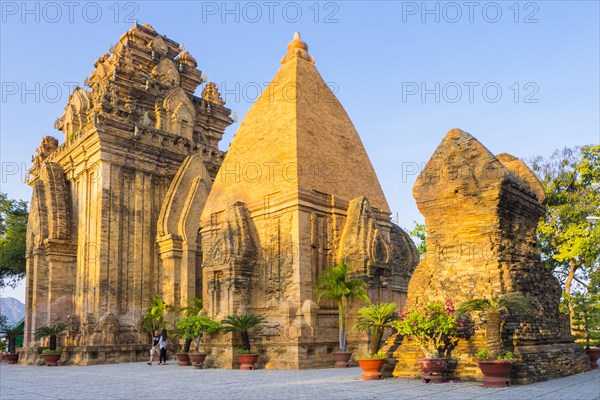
158,328,168,365
148,330,160,365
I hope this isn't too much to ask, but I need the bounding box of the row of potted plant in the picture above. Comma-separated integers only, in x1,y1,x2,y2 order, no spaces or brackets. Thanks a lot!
315,262,600,385
174,312,266,370
141,295,268,370
313,263,531,383
331,292,532,385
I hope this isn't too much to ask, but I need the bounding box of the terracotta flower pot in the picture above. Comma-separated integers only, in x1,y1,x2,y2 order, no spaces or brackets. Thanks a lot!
332,351,352,368
478,360,513,387
6,353,19,364
586,348,600,369
357,358,386,380
237,353,260,370
416,357,448,383
188,353,207,369
176,353,191,366
42,353,62,366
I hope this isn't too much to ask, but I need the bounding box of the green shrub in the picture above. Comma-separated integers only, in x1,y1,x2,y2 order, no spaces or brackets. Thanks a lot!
477,348,490,361
41,348,62,355
355,350,387,360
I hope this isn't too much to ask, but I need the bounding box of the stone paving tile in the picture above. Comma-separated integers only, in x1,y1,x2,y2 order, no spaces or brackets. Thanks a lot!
1,362,598,400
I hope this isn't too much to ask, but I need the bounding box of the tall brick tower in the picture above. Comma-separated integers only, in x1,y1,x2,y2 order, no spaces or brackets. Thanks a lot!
24,23,232,363
199,33,418,369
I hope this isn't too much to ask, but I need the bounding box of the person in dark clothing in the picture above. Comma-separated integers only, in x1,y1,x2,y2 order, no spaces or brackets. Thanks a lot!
158,328,168,365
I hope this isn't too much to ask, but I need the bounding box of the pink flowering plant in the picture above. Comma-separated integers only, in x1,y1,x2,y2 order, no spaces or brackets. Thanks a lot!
394,299,459,358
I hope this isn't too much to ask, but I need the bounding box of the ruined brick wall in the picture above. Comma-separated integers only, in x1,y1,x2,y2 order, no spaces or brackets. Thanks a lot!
388,129,589,383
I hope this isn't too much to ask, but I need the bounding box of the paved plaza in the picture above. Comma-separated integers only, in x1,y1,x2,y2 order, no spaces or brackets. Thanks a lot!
0,362,598,400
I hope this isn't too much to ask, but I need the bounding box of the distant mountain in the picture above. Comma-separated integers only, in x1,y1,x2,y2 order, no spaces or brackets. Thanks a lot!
0,297,25,326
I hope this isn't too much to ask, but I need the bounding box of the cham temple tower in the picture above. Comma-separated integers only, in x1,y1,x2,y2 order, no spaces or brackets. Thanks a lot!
23,28,418,367
198,32,417,369
385,129,590,383
24,23,232,364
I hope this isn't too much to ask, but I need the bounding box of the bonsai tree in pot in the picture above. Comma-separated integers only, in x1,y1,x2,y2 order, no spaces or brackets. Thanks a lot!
568,291,600,369
458,292,533,387
394,298,458,383
1,323,24,364
315,262,369,368
34,322,67,366
173,297,204,366
353,302,397,380
221,313,266,370
176,314,221,368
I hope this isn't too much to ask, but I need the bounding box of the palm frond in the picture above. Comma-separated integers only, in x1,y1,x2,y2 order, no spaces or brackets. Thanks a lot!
353,302,397,333
34,322,67,340
221,313,266,334
315,262,368,304
1,324,24,337
457,298,492,315
497,292,534,314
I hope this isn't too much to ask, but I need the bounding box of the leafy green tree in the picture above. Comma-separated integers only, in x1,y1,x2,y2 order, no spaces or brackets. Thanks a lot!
176,315,221,353
353,302,397,355
221,313,266,353
142,296,172,339
315,262,369,352
175,297,203,352
458,293,533,360
530,145,600,323
408,221,427,256
1,323,24,354
0,312,7,331
567,292,600,349
0,193,28,288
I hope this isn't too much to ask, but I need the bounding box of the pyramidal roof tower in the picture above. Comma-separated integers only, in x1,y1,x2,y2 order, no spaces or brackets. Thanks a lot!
199,34,416,369
202,32,389,218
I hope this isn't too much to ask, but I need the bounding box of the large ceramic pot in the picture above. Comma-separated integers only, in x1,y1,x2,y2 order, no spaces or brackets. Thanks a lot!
478,360,513,387
6,353,19,364
332,351,352,368
416,357,448,383
42,353,62,366
176,353,191,366
188,353,207,369
586,348,600,369
237,353,260,370
357,358,386,380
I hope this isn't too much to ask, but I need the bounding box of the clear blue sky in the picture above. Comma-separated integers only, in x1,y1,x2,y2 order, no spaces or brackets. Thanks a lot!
1,1,599,301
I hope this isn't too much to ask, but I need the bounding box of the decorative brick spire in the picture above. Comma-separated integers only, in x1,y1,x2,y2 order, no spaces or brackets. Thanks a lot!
281,32,314,64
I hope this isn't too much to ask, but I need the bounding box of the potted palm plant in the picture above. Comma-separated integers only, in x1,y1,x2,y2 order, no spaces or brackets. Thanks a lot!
174,297,204,366
221,313,266,370
1,323,24,364
458,292,533,387
353,302,397,380
394,299,458,383
568,291,600,369
176,314,221,368
315,262,369,368
34,322,67,366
